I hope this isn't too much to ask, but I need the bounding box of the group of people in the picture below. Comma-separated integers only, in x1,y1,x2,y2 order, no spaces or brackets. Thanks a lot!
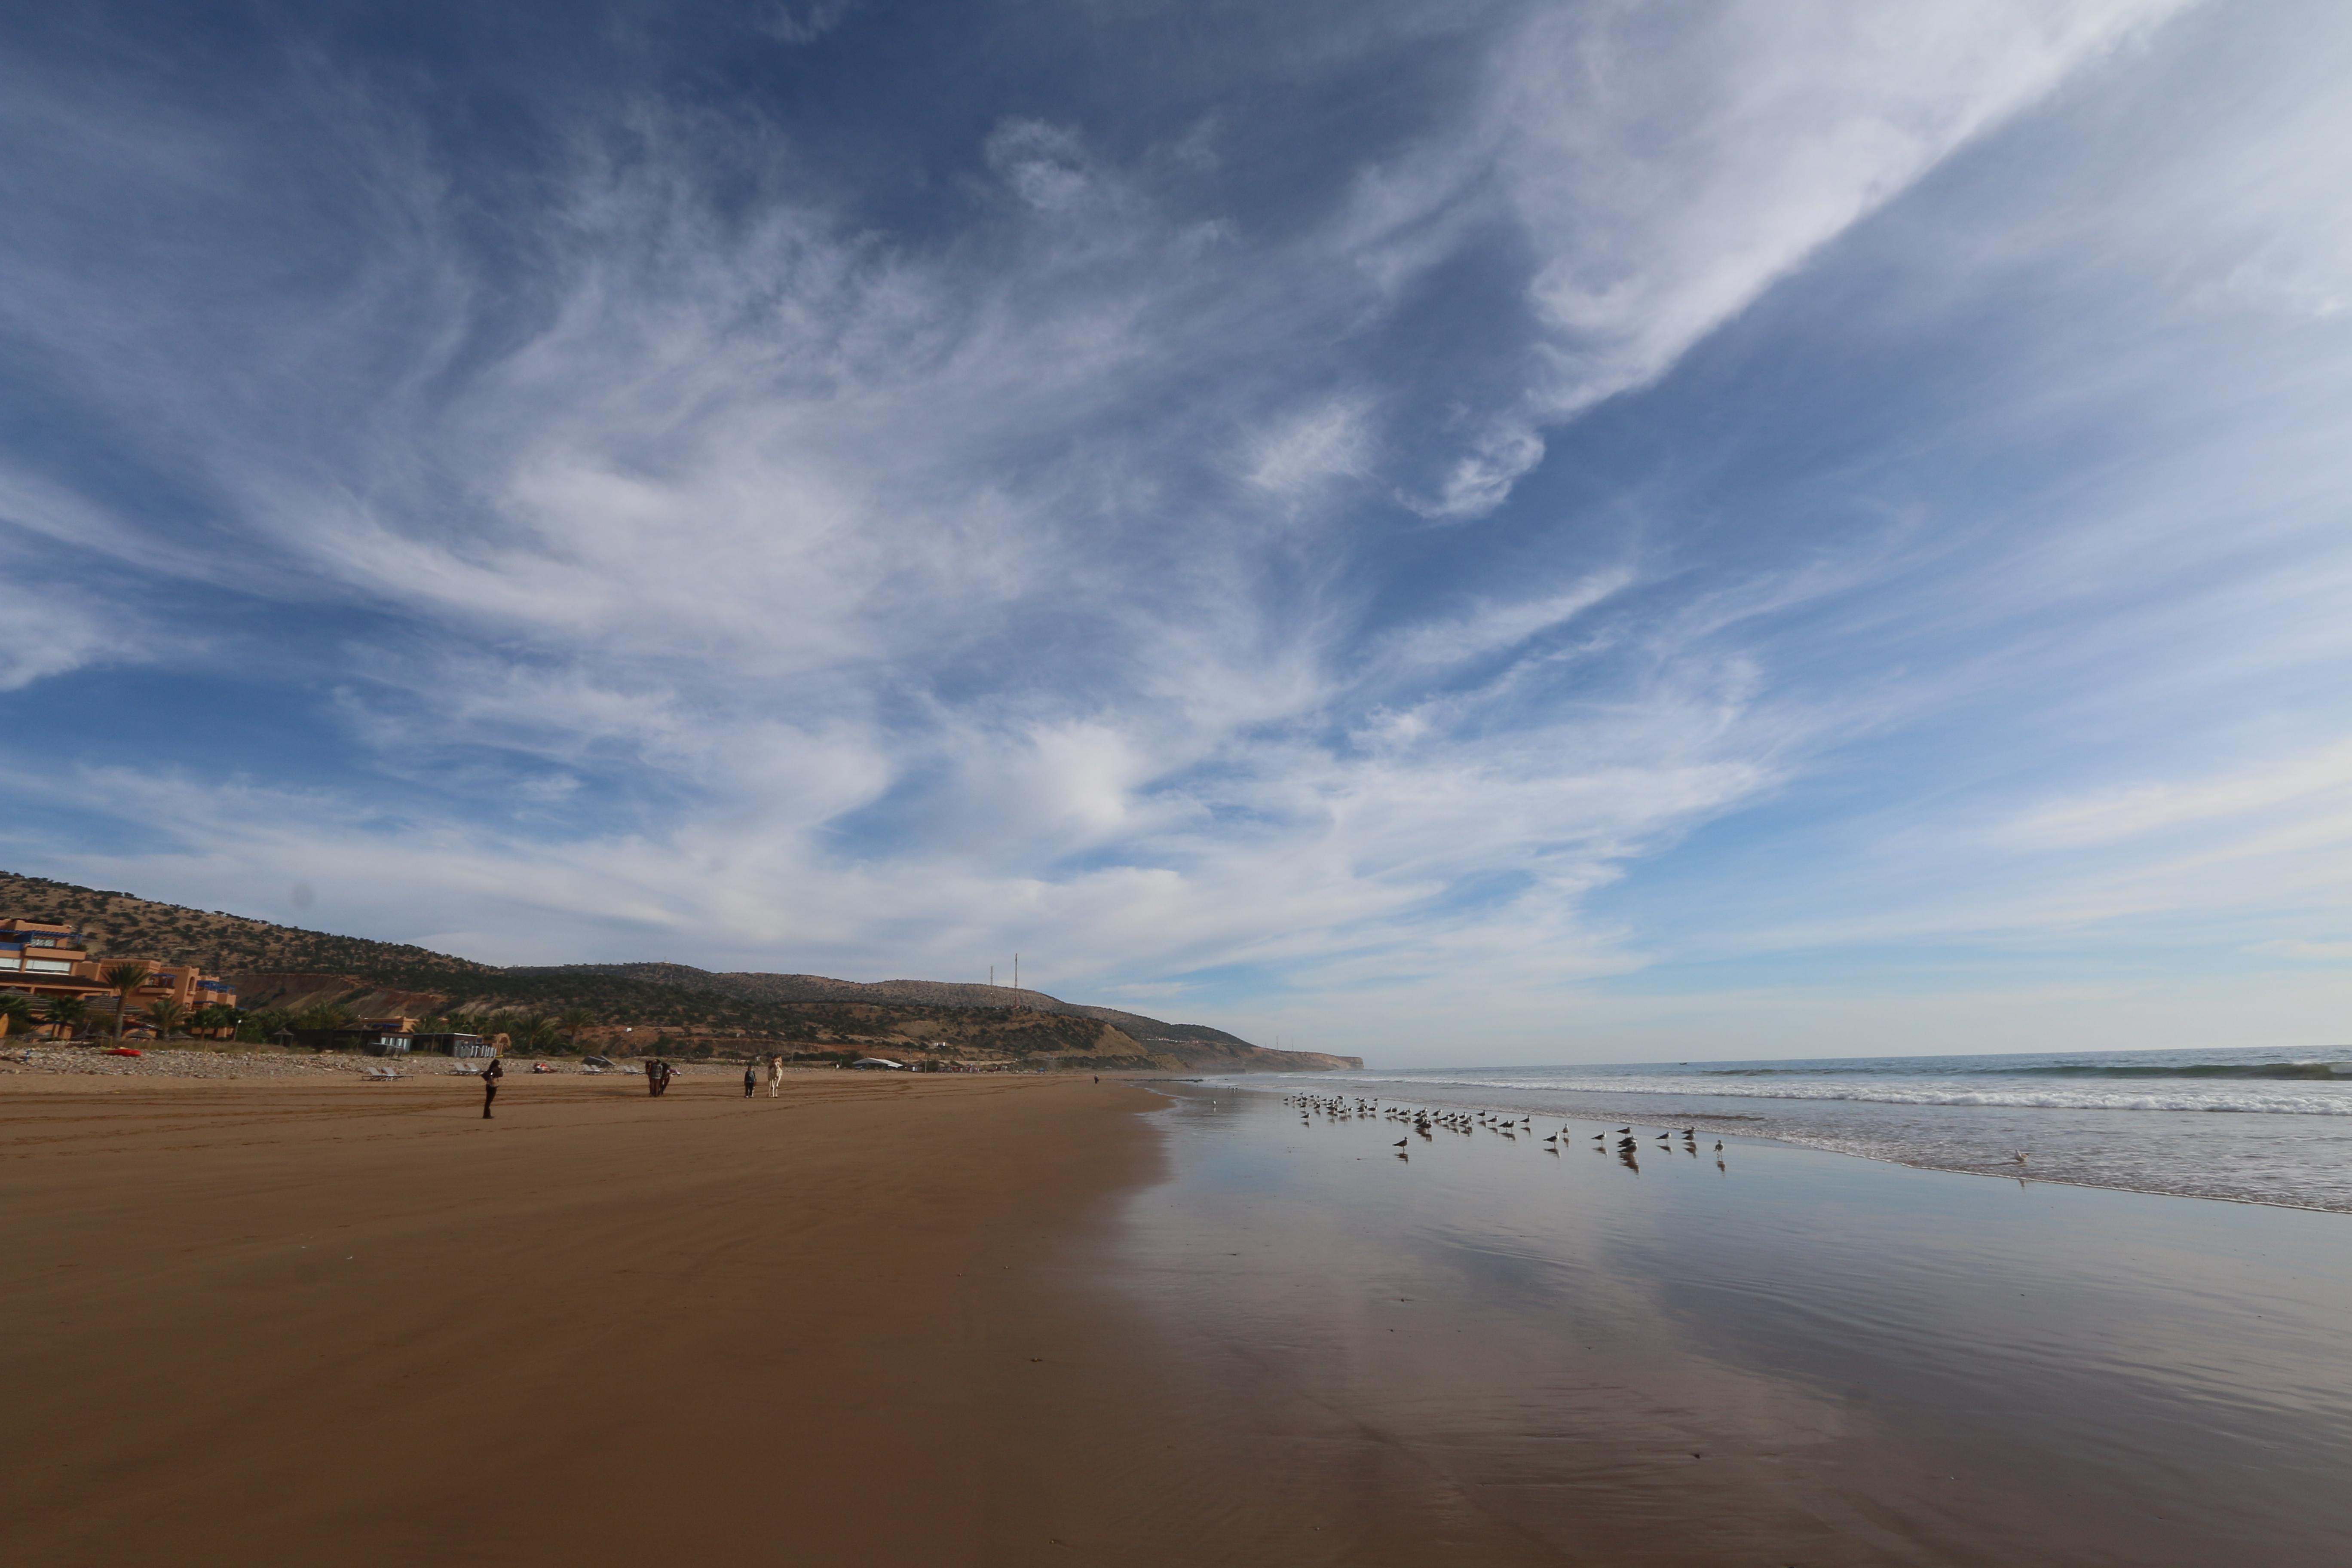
650,1051,789,1098
480,1050,791,1116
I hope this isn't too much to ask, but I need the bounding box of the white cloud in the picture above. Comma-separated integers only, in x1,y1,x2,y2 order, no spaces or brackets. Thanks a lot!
986,120,1101,214
2004,741,2352,849
0,579,113,691
2247,939,2352,962
1355,0,2192,517
754,1,858,46
1384,570,1632,670
1243,397,1375,501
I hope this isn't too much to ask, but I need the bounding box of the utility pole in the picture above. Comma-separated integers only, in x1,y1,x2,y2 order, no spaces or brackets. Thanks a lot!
1014,953,1019,992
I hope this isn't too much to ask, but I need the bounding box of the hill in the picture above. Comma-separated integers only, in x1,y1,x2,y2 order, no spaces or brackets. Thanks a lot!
0,870,495,983
0,870,1359,1071
505,962,1360,1072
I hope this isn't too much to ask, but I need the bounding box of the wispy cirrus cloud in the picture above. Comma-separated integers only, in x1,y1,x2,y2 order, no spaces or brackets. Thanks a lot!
1350,0,2191,517
2003,742,2352,850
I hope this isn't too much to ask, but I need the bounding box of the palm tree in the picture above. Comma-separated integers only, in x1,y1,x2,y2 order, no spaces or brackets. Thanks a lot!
44,995,91,1041
192,1003,239,1039
242,1006,292,1045
99,962,151,1045
145,998,189,1040
556,1006,594,1054
0,993,34,1038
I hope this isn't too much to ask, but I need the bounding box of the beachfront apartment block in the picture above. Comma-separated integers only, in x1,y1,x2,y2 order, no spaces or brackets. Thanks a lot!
0,917,239,1020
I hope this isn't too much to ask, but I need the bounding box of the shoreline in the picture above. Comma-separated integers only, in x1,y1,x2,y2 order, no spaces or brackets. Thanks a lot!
1223,1068,2352,1214
21,1034,2347,1211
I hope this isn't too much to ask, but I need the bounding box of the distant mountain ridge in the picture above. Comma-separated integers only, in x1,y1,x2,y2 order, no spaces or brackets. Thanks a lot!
503,962,1349,1068
0,870,1359,1070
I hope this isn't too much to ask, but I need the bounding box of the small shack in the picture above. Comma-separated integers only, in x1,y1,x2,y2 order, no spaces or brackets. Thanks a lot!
288,1029,490,1057
289,1027,411,1055
413,1032,493,1057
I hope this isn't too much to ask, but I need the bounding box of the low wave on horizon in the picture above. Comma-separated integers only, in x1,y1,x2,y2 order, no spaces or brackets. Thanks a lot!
1702,1060,2352,1081
1342,1077,2352,1117
1329,1045,2352,1116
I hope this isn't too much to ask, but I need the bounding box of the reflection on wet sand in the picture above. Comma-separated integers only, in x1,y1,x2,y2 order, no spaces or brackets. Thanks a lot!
1109,1083,2352,1565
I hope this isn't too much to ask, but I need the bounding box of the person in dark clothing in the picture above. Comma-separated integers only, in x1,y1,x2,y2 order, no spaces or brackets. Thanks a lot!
481,1057,504,1119
646,1059,662,1096
742,1065,756,1099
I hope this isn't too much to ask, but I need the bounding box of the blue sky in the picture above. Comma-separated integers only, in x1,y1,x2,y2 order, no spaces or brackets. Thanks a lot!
3,1,2347,1064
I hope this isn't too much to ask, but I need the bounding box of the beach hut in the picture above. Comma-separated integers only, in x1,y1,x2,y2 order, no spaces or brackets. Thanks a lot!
413,1032,493,1057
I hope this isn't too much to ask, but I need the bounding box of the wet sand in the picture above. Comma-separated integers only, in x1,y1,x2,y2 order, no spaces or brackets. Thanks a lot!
9,1072,2352,1564
1123,1085,2352,1564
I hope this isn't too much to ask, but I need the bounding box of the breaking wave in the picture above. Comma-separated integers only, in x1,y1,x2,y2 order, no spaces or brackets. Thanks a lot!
1700,1062,2350,1081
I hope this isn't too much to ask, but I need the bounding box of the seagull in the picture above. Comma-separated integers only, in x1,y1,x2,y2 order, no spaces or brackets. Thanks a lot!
1394,1139,1408,1148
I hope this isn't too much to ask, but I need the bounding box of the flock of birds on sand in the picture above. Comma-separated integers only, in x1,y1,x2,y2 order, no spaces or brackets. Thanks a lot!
1280,1093,1726,1172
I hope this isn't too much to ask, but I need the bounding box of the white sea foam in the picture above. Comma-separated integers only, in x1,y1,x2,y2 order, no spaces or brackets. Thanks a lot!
1329,1071,2352,1115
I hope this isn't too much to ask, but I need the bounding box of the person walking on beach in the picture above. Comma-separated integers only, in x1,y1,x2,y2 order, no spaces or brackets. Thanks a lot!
481,1056,504,1120
743,1064,756,1099
645,1058,662,1097
767,1053,784,1097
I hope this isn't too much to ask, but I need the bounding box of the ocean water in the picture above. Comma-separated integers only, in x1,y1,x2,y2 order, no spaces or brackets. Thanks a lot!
1227,1044,2352,1212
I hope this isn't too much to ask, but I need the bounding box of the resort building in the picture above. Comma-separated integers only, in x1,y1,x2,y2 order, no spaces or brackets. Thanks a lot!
0,916,239,1031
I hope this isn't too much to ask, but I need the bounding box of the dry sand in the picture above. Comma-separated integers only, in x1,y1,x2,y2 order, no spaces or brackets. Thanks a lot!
1,1070,1195,1566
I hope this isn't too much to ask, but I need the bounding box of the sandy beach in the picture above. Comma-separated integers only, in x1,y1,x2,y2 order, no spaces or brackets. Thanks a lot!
9,1066,2352,1565
3,1069,1177,1565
